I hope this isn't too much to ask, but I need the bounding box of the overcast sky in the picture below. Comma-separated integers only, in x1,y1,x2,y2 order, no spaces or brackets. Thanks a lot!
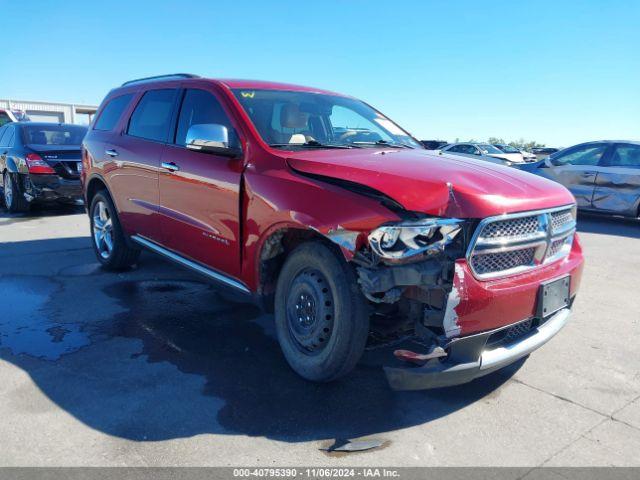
1,0,638,147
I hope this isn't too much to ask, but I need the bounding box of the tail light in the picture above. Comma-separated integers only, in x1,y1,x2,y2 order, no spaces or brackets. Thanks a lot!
25,153,55,174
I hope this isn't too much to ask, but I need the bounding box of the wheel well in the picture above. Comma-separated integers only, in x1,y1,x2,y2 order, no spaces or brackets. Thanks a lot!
85,177,108,208
257,228,344,312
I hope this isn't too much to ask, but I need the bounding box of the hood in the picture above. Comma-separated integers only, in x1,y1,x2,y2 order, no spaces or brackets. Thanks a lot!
285,149,575,218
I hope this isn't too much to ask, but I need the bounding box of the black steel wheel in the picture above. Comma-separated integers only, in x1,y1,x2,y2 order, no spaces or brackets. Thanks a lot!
275,242,369,382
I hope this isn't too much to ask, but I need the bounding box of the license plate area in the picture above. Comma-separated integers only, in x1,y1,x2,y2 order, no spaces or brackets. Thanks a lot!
537,275,570,319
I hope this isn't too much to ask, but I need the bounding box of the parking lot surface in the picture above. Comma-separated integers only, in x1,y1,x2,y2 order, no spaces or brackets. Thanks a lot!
1,207,639,467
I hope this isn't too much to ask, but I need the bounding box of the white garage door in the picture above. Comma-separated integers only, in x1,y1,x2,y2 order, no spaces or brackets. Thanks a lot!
26,111,64,123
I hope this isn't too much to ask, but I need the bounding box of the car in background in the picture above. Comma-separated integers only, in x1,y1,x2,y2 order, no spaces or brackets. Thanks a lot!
531,147,559,160
493,143,536,162
0,122,87,212
0,108,30,127
420,139,448,150
435,142,515,166
517,141,640,218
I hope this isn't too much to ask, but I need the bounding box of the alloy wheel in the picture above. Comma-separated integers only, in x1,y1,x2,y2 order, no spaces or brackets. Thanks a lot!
92,200,114,259
3,174,13,207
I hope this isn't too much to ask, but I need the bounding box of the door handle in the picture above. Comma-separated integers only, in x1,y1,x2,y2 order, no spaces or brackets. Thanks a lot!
161,161,180,172
105,149,119,157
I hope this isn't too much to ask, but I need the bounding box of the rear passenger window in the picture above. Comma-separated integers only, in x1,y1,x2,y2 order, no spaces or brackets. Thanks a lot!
5,128,15,147
94,94,133,131
609,144,640,168
175,89,234,146
127,89,177,142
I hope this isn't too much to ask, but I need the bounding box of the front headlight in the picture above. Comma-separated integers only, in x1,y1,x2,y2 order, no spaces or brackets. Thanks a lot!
368,218,463,263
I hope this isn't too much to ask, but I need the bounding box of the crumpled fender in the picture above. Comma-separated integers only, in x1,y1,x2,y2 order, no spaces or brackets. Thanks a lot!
240,167,401,291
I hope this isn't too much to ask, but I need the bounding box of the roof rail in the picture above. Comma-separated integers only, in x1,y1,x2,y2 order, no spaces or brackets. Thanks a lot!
121,73,200,87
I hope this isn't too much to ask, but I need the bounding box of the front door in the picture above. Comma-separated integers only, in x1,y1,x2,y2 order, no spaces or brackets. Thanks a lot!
158,87,244,278
592,143,640,216
545,143,610,208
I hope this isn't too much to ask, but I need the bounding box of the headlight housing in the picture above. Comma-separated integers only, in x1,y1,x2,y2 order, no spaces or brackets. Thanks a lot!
368,218,463,263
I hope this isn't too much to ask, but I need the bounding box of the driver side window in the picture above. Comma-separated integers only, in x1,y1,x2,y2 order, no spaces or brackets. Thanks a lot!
554,145,606,166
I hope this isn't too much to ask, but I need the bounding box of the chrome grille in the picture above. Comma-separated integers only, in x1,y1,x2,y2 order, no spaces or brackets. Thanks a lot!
480,216,540,240
467,206,576,279
550,210,574,233
471,248,536,275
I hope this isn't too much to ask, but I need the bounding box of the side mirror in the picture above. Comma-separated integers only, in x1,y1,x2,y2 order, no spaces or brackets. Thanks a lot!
185,124,241,157
542,156,555,168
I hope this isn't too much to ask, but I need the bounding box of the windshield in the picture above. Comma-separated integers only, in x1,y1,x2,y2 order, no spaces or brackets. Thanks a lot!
232,89,422,150
496,144,520,153
22,124,87,145
477,144,504,154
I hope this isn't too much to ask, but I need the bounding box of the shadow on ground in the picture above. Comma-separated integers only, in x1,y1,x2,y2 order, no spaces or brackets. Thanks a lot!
1,236,521,444
577,213,640,239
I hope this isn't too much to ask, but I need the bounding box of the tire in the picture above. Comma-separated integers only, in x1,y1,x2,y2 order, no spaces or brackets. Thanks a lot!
274,241,370,382
89,190,140,270
2,172,29,213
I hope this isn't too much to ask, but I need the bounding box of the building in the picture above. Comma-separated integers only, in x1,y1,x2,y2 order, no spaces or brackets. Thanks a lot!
0,99,98,125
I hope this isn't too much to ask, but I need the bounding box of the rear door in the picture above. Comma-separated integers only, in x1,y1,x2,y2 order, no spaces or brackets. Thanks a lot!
544,143,610,208
103,89,178,241
591,143,640,216
158,85,244,278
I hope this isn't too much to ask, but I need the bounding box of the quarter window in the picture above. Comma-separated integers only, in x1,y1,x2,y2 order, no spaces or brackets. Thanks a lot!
175,89,234,146
553,145,606,166
609,144,640,168
127,89,177,142
94,94,133,131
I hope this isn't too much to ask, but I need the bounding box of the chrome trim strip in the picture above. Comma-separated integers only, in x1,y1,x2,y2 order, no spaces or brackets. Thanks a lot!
480,308,570,371
131,235,251,294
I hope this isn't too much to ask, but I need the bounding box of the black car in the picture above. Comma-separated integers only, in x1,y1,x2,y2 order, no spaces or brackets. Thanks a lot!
517,140,640,218
0,122,87,212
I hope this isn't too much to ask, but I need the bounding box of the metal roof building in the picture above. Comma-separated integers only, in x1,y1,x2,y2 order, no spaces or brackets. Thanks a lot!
0,99,98,125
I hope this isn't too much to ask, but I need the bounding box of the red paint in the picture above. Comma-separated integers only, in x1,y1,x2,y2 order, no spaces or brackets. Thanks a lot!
455,234,584,336
83,77,584,338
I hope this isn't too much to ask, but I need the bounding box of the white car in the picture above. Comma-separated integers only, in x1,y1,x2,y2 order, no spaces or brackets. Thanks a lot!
493,143,536,162
439,142,525,164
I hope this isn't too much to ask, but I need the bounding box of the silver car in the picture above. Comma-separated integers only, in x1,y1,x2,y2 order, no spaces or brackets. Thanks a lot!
519,140,640,218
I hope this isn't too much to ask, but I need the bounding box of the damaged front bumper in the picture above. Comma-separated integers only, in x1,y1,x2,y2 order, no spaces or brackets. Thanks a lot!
385,307,570,390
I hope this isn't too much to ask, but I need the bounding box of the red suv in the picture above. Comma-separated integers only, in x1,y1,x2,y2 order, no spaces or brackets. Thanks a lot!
82,74,584,390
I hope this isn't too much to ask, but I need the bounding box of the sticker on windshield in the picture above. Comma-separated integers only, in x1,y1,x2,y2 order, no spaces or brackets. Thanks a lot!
374,118,405,135
240,91,255,98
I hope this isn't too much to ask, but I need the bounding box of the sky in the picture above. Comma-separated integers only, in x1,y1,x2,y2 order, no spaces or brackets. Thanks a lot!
1,0,638,147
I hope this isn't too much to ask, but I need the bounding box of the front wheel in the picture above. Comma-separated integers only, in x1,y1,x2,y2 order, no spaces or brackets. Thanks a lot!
90,191,140,270
274,242,370,382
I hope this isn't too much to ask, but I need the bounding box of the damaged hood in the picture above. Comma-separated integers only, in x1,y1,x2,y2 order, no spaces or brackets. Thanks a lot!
286,149,575,218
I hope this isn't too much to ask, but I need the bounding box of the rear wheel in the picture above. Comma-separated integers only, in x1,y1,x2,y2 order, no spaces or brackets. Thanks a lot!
274,242,370,382
2,172,29,213
90,191,140,270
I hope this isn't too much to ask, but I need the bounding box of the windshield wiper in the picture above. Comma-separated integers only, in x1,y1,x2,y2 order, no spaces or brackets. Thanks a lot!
269,140,357,150
351,140,414,149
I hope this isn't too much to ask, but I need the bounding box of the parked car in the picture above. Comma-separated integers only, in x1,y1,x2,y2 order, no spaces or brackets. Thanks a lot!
0,108,30,127
441,142,524,163
420,139,448,150
436,142,515,166
0,122,87,212
82,74,584,390
517,140,640,218
531,147,559,160
493,143,536,162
